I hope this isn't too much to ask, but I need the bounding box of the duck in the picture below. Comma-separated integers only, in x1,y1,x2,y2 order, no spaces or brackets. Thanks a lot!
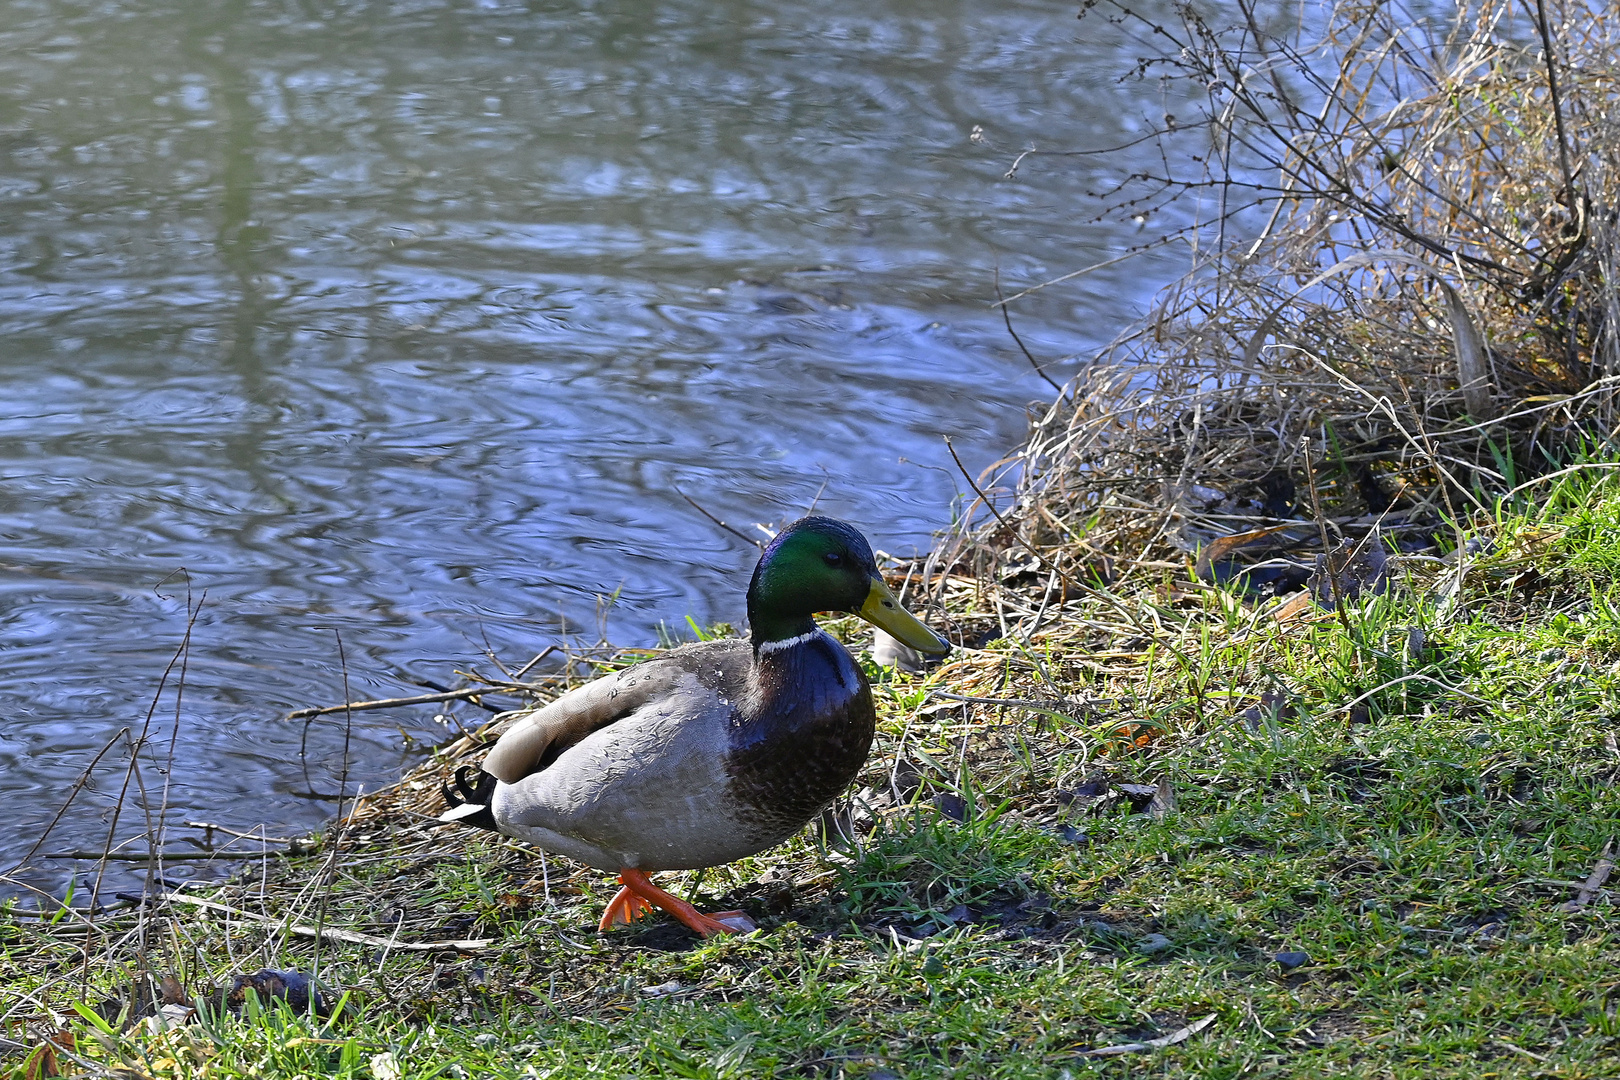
441,515,951,937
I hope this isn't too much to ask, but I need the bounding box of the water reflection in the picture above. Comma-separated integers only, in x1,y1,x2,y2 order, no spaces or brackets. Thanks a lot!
0,0,1180,898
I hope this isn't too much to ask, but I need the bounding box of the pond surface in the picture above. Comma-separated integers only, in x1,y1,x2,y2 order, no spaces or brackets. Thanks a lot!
0,0,1183,901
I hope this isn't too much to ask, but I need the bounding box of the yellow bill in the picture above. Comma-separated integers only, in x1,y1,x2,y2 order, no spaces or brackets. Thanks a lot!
856,576,951,654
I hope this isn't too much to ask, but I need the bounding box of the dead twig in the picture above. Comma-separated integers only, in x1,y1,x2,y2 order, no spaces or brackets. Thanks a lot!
673,483,764,550
145,892,492,953
9,729,129,874
994,268,1065,395
285,687,519,721
1559,839,1615,913
1533,0,1577,201
185,822,300,845
39,850,277,863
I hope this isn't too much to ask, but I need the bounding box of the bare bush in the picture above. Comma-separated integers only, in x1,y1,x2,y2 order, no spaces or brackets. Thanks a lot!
998,0,1620,564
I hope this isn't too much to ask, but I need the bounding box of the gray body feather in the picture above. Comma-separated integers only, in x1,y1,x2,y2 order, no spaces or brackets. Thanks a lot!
486,637,860,871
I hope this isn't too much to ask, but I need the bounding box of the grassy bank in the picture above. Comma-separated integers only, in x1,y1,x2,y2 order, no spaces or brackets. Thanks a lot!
7,469,1620,1078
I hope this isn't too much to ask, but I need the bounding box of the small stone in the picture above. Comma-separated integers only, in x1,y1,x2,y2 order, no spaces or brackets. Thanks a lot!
642,981,683,997
226,969,324,1014
472,1033,499,1049
1275,950,1311,971
1404,626,1426,660
1056,824,1089,845
1136,933,1173,955
158,1002,194,1027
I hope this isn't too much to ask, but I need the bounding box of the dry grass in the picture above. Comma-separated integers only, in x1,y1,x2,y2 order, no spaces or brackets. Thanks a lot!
987,0,1620,574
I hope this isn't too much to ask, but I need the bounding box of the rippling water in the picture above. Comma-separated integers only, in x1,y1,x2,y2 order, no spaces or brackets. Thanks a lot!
0,0,1182,900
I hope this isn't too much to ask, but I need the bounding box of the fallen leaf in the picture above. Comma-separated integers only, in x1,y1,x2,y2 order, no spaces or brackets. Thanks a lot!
1404,626,1426,660
1272,590,1315,622
1206,557,1314,597
998,550,1042,582
1055,824,1089,845
21,1044,58,1080
1441,279,1492,418
1083,1013,1217,1056
816,804,859,851
872,629,926,673
1559,839,1615,913
1194,526,1298,582
1116,783,1159,815
1148,776,1176,819
1067,778,1110,799
143,1003,196,1035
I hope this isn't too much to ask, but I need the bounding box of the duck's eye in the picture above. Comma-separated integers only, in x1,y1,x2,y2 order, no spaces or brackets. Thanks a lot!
823,552,844,567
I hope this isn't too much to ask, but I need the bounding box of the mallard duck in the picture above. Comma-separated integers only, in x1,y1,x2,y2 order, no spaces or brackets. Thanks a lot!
442,516,950,937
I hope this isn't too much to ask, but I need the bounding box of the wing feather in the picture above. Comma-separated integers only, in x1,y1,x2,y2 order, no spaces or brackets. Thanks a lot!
481,660,690,784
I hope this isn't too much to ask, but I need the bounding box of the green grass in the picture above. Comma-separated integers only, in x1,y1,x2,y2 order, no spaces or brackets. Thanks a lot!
9,477,1620,1077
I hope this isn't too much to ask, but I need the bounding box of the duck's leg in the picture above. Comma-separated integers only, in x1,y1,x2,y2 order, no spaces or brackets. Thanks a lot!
599,868,757,937
597,885,655,929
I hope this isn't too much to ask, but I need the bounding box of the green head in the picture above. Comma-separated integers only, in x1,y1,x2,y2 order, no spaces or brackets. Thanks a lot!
746,516,951,655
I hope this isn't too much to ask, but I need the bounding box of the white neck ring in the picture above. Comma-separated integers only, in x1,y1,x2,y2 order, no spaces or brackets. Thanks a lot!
756,629,820,655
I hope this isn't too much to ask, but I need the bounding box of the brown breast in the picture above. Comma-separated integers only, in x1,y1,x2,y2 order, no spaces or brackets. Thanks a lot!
724,632,876,844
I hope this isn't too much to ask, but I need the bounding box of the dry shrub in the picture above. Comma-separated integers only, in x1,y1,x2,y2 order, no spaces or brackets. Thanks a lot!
1000,0,1620,564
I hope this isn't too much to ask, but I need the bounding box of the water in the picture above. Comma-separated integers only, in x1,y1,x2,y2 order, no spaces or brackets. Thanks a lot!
0,0,1184,901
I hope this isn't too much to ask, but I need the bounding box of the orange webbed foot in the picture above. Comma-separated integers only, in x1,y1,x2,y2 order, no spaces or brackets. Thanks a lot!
597,869,758,938
598,885,656,930
684,908,758,936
